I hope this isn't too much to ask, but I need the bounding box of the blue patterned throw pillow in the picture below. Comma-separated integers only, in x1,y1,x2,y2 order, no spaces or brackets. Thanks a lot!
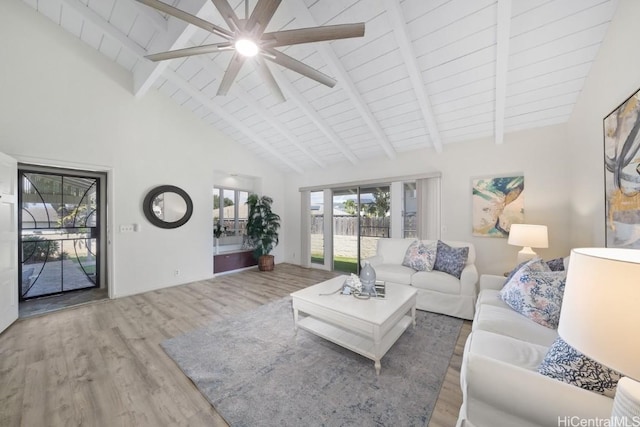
538,337,622,398
503,257,550,286
499,260,565,329
433,241,469,279
546,257,565,271
402,240,437,272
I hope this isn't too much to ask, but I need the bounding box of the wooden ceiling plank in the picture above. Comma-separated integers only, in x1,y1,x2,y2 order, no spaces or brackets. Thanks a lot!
60,4,84,37
60,0,146,57
280,0,396,160
509,2,616,54
269,67,360,165
382,0,443,152
509,44,600,85
132,0,210,97
494,0,511,145
185,55,326,168
511,0,608,37
410,1,497,54
163,69,304,174
509,25,608,69
120,0,168,33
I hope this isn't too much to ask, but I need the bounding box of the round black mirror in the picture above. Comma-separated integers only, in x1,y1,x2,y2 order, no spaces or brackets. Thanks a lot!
143,185,193,229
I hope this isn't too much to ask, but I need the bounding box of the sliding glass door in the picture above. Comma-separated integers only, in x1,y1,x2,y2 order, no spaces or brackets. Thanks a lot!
359,185,390,263
303,175,440,273
331,185,390,274
309,191,325,266
332,188,359,273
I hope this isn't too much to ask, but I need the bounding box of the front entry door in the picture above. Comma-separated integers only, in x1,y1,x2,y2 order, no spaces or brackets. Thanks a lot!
0,152,18,334
19,169,101,300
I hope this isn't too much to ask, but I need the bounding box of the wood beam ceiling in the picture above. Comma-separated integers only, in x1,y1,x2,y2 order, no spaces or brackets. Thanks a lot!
285,1,397,160
132,0,209,97
163,69,305,174
121,0,168,33
65,0,306,172
189,55,326,168
270,67,360,165
61,0,147,57
382,0,443,153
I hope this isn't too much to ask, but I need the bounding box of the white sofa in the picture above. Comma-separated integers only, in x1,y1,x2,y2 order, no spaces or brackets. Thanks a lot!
363,238,478,320
457,274,614,427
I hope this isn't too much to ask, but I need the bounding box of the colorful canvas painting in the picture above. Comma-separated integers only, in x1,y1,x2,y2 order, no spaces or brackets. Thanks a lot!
604,88,640,249
472,176,524,237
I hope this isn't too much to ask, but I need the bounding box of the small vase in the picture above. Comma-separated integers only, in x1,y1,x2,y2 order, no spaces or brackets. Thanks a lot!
360,261,376,296
215,238,219,254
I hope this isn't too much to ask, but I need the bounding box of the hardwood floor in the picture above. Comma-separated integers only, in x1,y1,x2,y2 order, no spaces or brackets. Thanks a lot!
0,264,470,427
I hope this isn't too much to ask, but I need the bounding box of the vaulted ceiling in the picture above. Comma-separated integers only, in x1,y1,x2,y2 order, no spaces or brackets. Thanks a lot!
22,0,619,174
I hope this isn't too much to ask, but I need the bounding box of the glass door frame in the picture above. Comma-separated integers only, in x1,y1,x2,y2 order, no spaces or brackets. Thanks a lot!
17,165,107,300
331,187,362,274
330,185,391,274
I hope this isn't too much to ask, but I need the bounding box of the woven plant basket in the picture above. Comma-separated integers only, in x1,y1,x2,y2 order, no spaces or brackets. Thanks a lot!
258,255,275,271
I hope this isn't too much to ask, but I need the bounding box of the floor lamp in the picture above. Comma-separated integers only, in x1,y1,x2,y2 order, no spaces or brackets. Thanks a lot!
558,248,640,421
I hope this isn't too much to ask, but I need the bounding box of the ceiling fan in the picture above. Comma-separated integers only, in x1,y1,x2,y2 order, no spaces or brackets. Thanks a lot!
136,0,365,102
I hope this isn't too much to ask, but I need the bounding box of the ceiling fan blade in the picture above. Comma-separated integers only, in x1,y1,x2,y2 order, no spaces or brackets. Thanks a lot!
210,0,242,32
217,52,246,96
262,23,365,47
145,43,232,61
135,0,232,39
255,57,285,103
246,0,281,37
263,48,336,88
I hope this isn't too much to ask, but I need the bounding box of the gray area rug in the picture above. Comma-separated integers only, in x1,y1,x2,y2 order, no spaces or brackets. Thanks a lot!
162,297,463,427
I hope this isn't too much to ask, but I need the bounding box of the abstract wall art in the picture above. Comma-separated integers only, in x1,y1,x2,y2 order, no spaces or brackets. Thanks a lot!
604,87,640,249
472,175,524,238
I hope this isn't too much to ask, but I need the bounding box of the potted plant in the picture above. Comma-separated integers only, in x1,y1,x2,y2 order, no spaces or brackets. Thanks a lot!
246,193,281,271
213,221,226,254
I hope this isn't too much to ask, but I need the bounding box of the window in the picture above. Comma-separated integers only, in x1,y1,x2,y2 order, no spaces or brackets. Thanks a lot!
213,187,249,242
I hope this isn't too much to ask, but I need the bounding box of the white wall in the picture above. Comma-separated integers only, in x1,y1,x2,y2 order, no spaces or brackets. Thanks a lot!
283,124,571,275
0,0,285,297
567,0,640,248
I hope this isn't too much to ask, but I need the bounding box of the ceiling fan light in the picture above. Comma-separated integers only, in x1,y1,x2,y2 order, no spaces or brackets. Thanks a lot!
235,38,259,57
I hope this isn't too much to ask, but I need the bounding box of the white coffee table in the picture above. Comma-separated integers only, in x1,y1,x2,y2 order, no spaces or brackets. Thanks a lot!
291,275,417,375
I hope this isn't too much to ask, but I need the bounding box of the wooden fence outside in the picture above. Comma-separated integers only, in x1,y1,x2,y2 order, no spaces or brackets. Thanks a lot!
310,215,390,237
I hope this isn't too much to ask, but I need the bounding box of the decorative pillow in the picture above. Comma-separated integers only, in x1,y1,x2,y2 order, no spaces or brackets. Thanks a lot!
503,257,550,286
546,257,565,271
433,241,469,279
499,260,566,329
538,337,622,398
504,258,549,285
402,240,437,272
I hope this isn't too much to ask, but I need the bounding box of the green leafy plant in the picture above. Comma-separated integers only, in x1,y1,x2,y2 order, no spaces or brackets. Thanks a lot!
246,194,281,259
22,236,60,263
213,221,226,238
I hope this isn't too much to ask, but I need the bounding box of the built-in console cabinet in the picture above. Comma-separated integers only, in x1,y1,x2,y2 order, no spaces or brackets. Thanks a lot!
213,250,257,274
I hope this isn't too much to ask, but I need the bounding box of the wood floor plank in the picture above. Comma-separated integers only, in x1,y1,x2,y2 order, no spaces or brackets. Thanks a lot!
0,264,469,426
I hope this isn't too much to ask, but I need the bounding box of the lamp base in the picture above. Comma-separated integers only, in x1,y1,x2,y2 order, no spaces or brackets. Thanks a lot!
516,247,538,264
611,377,640,421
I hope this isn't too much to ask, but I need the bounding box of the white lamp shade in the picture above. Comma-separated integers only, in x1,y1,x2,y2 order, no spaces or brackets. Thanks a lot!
558,248,640,381
507,224,549,248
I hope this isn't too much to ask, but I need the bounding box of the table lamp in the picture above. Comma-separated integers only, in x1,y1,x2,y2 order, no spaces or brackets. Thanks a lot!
558,248,640,422
507,224,549,263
